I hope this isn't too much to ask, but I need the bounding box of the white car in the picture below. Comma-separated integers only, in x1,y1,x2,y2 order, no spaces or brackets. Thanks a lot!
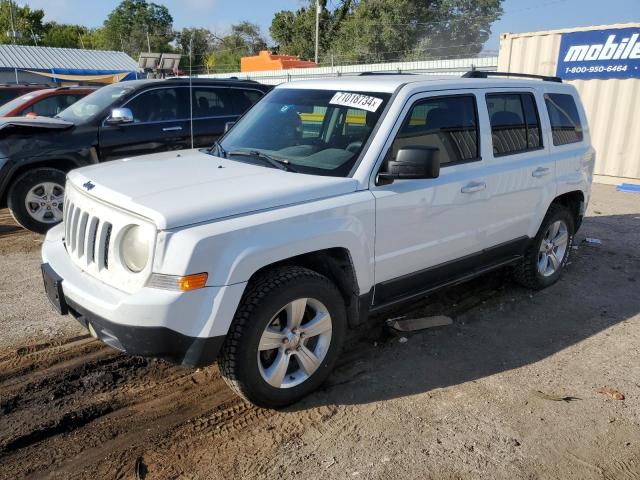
42,72,594,407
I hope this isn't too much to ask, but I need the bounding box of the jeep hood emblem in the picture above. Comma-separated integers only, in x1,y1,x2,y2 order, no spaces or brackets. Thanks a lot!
82,181,96,191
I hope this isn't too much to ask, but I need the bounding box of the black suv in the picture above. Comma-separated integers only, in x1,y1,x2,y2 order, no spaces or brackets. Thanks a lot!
0,78,271,233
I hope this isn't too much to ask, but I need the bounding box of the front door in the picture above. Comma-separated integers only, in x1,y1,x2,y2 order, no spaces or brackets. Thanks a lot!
98,86,190,161
371,91,491,306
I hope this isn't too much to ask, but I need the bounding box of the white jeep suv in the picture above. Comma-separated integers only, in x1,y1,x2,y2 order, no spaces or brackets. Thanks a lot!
42,72,594,408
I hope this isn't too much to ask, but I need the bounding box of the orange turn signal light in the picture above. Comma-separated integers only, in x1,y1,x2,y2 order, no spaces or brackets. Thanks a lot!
178,272,208,291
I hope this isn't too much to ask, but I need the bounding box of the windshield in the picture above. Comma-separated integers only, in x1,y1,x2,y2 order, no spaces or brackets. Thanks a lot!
218,88,391,177
57,84,134,123
0,91,41,116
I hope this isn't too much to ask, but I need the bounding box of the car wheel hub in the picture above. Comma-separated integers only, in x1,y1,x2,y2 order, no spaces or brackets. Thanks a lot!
257,297,332,389
537,220,569,277
24,182,64,224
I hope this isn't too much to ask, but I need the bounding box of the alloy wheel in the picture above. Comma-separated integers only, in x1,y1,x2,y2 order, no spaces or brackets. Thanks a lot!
24,182,64,224
537,219,569,277
257,297,333,389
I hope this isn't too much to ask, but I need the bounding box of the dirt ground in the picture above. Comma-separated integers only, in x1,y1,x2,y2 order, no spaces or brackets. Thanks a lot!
0,183,639,480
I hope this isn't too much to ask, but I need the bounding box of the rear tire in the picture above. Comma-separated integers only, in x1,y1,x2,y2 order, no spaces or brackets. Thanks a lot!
219,266,346,408
7,167,66,234
513,203,574,290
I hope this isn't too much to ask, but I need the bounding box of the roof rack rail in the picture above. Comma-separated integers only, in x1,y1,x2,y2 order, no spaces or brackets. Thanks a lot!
359,71,416,76
165,76,258,83
462,70,562,83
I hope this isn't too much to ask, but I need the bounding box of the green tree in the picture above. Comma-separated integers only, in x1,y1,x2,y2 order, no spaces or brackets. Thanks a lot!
177,27,214,74
0,0,46,45
270,0,503,64
100,0,174,57
208,22,267,73
41,22,96,49
270,0,347,60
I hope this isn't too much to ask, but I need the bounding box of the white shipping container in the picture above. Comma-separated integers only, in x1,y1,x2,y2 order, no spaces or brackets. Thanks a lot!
498,23,640,183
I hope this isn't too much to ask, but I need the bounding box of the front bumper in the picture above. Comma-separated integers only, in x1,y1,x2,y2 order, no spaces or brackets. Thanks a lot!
65,294,225,367
41,224,246,367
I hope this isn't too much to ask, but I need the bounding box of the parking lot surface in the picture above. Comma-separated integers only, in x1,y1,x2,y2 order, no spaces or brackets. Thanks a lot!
0,183,638,480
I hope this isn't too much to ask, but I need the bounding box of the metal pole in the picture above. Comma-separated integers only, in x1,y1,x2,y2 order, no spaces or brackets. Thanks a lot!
146,28,151,53
314,0,320,64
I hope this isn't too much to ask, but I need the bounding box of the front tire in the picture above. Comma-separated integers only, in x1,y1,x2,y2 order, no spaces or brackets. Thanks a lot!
7,167,66,234
219,266,346,408
514,203,574,290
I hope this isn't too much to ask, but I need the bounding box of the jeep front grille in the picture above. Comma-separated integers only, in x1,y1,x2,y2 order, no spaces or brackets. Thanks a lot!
64,200,113,271
61,182,156,293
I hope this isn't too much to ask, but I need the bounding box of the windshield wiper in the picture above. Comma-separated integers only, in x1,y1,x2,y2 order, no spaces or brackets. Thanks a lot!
227,150,298,173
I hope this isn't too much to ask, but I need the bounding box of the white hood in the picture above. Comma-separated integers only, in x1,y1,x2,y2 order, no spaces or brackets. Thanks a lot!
68,149,359,230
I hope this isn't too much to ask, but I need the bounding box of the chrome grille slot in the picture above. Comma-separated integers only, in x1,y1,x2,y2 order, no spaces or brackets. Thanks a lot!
87,217,99,264
95,221,112,271
69,206,81,252
65,203,75,249
103,223,113,270
77,212,89,258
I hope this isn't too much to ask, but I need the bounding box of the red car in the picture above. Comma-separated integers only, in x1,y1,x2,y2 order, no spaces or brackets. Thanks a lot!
0,86,97,118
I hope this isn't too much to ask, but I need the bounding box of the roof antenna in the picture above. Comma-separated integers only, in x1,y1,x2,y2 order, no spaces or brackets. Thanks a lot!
189,36,194,149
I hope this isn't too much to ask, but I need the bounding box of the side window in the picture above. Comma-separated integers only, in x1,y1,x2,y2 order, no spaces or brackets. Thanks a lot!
59,94,85,111
387,95,479,166
487,93,542,156
22,96,60,117
299,106,326,139
343,109,368,137
544,93,583,145
229,89,263,115
125,88,184,123
192,88,233,118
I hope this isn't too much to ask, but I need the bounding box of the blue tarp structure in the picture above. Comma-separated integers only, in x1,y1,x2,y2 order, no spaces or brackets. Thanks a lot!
0,45,140,84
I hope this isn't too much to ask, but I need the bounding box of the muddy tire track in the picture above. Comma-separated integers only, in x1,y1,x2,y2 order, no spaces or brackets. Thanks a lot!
0,271,509,479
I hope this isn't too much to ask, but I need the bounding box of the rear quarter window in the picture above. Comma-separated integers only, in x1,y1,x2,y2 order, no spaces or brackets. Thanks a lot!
544,93,583,146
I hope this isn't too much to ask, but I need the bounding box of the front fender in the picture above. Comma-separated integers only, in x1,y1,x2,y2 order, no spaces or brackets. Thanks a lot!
155,190,376,295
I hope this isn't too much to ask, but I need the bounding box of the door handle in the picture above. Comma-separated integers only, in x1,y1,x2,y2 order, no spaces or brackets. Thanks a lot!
461,181,486,194
532,167,551,178
162,126,183,132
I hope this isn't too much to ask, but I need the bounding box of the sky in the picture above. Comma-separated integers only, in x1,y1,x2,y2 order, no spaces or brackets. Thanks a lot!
17,0,640,53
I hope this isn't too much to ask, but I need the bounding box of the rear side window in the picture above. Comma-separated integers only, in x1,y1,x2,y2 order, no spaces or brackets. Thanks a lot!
229,89,263,115
544,93,583,145
487,93,542,156
388,95,479,166
192,87,233,118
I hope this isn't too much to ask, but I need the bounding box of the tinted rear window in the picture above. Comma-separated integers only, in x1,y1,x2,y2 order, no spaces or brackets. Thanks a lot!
0,90,22,105
544,93,583,146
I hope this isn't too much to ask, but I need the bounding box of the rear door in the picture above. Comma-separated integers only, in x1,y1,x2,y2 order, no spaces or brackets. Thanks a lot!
190,87,236,148
98,86,190,161
480,89,556,246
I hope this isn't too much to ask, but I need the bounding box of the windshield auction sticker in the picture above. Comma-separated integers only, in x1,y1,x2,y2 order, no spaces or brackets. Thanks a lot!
329,92,383,112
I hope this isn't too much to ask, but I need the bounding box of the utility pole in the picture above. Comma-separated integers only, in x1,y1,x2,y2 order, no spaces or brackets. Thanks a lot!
314,0,320,64
146,27,151,53
7,0,17,44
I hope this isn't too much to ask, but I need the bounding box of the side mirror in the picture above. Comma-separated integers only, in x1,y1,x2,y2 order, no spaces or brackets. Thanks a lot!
224,121,236,133
377,146,440,184
107,107,134,125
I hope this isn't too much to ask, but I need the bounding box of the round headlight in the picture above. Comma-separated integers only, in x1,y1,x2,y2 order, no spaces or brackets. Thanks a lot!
120,225,149,272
